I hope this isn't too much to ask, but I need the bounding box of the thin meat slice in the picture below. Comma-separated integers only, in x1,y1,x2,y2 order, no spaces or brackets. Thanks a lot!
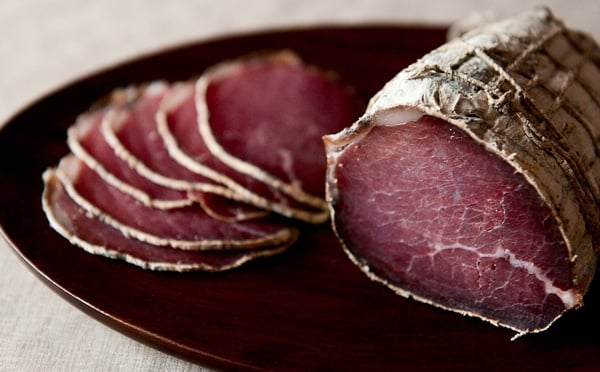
157,82,330,223
324,8,600,336
55,154,297,251
194,192,269,222
67,84,192,209
160,51,363,223
42,169,290,271
96,83,267,221
103,83,219,189
197,50,363,202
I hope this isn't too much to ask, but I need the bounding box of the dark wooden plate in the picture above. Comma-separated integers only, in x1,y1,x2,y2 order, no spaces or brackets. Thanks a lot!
1,25,599,371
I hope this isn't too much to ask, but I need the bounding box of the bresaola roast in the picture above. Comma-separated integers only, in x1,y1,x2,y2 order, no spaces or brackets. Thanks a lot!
42,50,363,271
324,8,600,335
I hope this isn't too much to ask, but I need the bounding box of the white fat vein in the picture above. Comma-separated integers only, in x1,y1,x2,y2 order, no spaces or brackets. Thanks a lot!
414,240,578,309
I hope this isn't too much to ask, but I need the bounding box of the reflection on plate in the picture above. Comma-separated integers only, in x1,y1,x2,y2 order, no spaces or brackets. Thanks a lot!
1,25,599,370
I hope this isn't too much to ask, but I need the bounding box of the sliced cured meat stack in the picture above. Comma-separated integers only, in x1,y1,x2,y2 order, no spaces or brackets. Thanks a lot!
156,81,329,223
52,155,297,251
160,51,363,223
102,83,219,192
43,48,363,271
324,8,600,335
94,83,267,221
197,51,363,202
67,84,192,210
42,168,290,272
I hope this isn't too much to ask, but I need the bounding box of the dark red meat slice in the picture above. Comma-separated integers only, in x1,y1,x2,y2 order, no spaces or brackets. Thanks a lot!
104,83,220,188
55,155,297,251
326,115,578,333
67,86,191,209
42,169,290,271
196,52,363,203
90,83,266,220
157,81,330,223
194,192,268,222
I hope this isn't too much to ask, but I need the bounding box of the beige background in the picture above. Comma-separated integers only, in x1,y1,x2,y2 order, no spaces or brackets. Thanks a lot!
1,1,598,370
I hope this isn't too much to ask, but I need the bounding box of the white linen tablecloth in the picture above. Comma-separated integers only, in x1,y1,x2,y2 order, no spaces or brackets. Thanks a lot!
1,1,598,370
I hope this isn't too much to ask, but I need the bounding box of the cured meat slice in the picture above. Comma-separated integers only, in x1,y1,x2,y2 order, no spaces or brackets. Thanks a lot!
159,51,363,223
102,83,221,191
194,192,268,222
67,84,192,209
196,51,362,202
157,81,330,223
324,8,600,336
92,83,266,221
54,154,297,251
99,81,310,221
42,169,290,271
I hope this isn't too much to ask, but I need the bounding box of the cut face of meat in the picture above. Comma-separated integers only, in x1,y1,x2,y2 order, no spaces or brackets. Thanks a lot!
326,115,577,332
324,8,599,336
42,168,290,272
